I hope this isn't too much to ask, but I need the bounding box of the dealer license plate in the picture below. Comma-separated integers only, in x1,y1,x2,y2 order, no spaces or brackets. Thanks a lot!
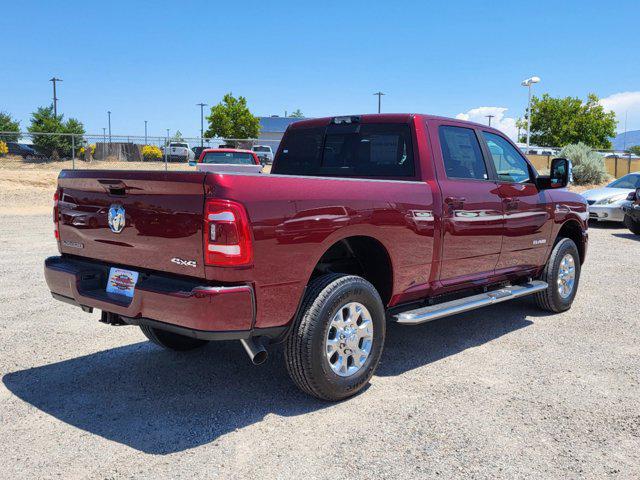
106,267,139,298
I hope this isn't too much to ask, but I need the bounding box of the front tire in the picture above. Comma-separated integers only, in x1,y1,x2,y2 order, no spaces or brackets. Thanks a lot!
140,325,208,351
624,214,640,235
285,274,386,401
535,237,581,312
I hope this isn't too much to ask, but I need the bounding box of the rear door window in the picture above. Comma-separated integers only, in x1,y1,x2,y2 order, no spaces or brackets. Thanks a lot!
274,123,414,178
438,126,489,180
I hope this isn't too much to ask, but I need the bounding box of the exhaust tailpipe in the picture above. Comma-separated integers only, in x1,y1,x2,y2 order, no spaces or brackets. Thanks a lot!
240,338,268,365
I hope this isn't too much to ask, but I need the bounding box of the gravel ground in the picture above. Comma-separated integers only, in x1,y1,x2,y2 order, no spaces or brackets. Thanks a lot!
0,215,638,479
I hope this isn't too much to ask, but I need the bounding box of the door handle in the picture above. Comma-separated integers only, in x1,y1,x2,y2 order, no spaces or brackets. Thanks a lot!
445,196,466,211
503,197,519,210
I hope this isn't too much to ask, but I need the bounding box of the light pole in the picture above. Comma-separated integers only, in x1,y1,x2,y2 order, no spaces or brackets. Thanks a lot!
521,76,540,150
197,103,207,147
49,77,62,117
144,120,148,145
485,114,495,126
107,111,112,146
373,91,385,113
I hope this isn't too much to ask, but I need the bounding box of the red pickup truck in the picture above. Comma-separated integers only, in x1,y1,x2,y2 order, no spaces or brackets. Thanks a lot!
45,114,588,401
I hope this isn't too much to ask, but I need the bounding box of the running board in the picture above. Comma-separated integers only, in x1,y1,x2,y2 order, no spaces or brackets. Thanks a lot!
393,281,548,325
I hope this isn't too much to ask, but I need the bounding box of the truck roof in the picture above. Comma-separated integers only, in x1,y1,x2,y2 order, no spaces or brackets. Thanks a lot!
288,113,498,131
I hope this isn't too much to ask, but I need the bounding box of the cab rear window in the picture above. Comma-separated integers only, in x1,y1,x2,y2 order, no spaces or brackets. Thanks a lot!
273,123,415,178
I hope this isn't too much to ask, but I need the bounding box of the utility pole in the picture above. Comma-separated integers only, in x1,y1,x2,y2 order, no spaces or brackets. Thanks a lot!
144,120,148,145
107,111,112,146
373,91,385,113
165,129,169,171
485,114,495,126
196,103,207,147
49,77,63,117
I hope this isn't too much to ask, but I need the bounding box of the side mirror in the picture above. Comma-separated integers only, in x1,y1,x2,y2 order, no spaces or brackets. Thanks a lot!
550,157,571,188
635,187,640,203
537,157,571,190
188,160,196,167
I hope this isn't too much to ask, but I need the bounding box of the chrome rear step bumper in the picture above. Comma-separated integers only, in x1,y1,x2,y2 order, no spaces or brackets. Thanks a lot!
393,281,548,325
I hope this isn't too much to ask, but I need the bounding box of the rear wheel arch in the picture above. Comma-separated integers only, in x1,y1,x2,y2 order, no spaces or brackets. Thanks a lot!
308,236,394,305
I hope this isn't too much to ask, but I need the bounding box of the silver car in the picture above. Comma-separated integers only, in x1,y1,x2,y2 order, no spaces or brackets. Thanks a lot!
582,172,640,222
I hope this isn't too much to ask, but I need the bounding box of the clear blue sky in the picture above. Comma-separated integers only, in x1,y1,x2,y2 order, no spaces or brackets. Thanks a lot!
2,0,639,139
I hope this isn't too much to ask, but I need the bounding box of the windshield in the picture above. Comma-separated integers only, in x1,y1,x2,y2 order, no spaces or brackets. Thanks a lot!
253,146,271,152
608,174,640,189
170,143,188,148
201,151,255,165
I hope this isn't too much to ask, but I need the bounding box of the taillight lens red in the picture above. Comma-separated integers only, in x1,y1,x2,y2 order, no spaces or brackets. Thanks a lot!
53,190,60,240
204,199,253,266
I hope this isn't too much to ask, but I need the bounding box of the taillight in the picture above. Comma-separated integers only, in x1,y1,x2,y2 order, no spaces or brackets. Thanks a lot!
204,199,253,266
53,190,60,241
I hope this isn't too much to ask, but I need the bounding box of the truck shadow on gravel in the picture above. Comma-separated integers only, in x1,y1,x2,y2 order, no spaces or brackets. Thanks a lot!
612,233,639,241
3,298,546,455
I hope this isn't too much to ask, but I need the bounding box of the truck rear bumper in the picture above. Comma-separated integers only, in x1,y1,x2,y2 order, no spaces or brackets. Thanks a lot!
44,256,277,340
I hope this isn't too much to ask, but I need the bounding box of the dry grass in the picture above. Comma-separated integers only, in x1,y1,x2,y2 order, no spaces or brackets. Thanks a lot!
0,156,272,215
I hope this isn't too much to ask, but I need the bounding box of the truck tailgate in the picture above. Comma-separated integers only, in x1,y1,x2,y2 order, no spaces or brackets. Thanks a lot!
57,170,207,278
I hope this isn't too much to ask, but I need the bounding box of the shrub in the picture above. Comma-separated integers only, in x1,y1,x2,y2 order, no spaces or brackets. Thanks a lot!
79,144,96,157
142,145,162,161
0,141,7,156
559,142,609,185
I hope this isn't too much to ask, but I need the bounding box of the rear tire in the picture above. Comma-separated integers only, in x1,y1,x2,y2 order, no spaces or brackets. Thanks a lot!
285,274,385,401
624,214,640,235
535,237,581,312
140,325,208,351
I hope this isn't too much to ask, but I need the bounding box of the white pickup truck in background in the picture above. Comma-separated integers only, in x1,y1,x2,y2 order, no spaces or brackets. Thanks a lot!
165,142,195,162
251,145,274,164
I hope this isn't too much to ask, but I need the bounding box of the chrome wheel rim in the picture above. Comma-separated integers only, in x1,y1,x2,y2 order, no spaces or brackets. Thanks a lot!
557,253,576,299
325,302,374,377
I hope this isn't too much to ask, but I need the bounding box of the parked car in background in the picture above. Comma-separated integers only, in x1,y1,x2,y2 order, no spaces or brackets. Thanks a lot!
197,148,262,166
582,172,640,222
164,142,195,162
251,145,274,164
44,113,587,401
622,187,640,235
6,142,45,159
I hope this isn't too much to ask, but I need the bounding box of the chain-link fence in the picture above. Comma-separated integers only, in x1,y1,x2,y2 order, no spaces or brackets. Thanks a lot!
0,131,281,171
1,130,638,178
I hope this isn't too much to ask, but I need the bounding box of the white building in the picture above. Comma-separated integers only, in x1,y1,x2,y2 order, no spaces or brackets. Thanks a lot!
257,116,307,154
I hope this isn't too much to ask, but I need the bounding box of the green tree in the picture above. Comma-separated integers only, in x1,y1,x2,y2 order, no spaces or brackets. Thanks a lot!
204,93,260,141
0,111,20,142
528,93,617,149
28,105,85,158
290,109,304,118
629,145,640,156
172,130,185,142
515,117,527,143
